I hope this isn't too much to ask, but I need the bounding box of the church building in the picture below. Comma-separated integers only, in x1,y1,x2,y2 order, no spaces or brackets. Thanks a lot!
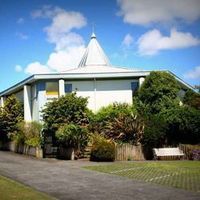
0,33,193,122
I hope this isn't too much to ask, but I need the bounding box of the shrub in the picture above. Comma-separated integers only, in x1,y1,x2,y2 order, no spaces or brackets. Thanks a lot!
160,106,200,145
95,103,134,122
0,95,23,146
134,72,200,148
56,123,89,158
179,144,200,160
89,103,143,144
12,121,42,147
104,114,144,145
42,93,89,131
183,89,200,110
90,134,115,162
42,93,90,144
142,115,167,148
135,71,180,115
192,150,200,161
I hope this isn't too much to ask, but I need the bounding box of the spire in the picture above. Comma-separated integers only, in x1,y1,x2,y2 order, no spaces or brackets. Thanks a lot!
78,33,111,68
91,32,96,39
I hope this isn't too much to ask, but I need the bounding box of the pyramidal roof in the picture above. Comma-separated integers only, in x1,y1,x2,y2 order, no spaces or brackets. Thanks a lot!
61,32,135,74
78,33,111,68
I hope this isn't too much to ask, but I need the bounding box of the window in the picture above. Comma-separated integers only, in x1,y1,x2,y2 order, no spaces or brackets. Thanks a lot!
46,82,59,95
131,82,139,96
65,83,72,93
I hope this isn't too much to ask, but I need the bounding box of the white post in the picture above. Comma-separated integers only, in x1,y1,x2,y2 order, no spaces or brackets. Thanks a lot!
94,78,97,112
24,85,32,122
59,79,65,96
0,96,4,107
139,77,145,87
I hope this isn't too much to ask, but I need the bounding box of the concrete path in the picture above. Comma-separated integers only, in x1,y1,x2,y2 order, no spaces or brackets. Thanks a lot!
0,151,199,200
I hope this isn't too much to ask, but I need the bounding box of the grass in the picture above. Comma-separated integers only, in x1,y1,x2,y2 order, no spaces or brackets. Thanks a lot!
0,175,54,200
85,161,200,193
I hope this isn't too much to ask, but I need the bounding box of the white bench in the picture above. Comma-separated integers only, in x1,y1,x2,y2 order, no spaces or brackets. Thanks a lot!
153,147,184,160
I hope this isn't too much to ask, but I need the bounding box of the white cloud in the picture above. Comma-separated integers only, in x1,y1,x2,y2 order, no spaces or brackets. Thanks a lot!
44,10,86,51
31,5,62,19
15,65,23,72
47,46,85,71
22,6,87,74
17,17,25,24
32,5,87,51
16,32,29,40
122,34,134,47
49,32,85,52
117,0,200,25
138,29,200,55
184,66,200,79
24,62,51,74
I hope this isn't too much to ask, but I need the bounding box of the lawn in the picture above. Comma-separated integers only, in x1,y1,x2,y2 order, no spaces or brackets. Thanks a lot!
85,161,200,193
0,175,54,200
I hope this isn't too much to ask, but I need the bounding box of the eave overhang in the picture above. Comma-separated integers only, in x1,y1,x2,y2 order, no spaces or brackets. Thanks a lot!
0,70,195,96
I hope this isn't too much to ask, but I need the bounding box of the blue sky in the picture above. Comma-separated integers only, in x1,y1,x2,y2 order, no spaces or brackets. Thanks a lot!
0,0,200,92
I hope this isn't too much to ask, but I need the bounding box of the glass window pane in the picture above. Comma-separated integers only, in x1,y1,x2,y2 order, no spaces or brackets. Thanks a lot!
131,82,139,91
131,82,139,95
65,84,72,93
46,82,58,95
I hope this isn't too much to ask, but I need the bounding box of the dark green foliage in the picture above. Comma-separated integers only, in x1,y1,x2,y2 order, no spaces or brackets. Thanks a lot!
0,95,23,145
135,71,180,115
103,114,144,145
142,115,167,148
90,135,115,162
89,103,143,144
94,103,134,122
89,103,134,132
42,93,89,133
142,105,200,150
56,123,89,159
183,89,200,110
159,106,200,145
56,123,89,149
12,121,42,147
134,71,200,148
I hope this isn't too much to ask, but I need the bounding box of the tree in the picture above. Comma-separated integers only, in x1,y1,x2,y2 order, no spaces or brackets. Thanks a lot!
135,71,180,115
142,115,167,148
183,89,200,110
135,71,200,149
159,105,200,145
42,92,89,134
0,95,23,145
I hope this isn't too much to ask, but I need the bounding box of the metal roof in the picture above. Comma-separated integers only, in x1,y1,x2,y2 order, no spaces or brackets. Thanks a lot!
78,33,111,67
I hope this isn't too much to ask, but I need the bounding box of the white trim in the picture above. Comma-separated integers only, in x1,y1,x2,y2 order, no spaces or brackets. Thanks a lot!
0,70,195,97
24,85,32,122
0,96,4,107
139,77,145,87
59,79,65,97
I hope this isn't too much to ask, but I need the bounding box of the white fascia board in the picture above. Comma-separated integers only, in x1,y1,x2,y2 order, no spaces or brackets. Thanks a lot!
0,69,194,97
34,71,151,80
0,75,35,96
0,71,150,97
167,71,195,91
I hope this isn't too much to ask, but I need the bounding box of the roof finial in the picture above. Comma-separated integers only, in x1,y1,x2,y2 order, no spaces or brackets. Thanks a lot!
91,22,96,39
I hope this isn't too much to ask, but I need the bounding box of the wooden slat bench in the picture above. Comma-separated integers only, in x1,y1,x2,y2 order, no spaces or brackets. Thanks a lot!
153,147,184,160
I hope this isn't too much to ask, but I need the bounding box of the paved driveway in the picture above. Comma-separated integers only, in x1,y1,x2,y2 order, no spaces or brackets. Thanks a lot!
0,151,199,200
